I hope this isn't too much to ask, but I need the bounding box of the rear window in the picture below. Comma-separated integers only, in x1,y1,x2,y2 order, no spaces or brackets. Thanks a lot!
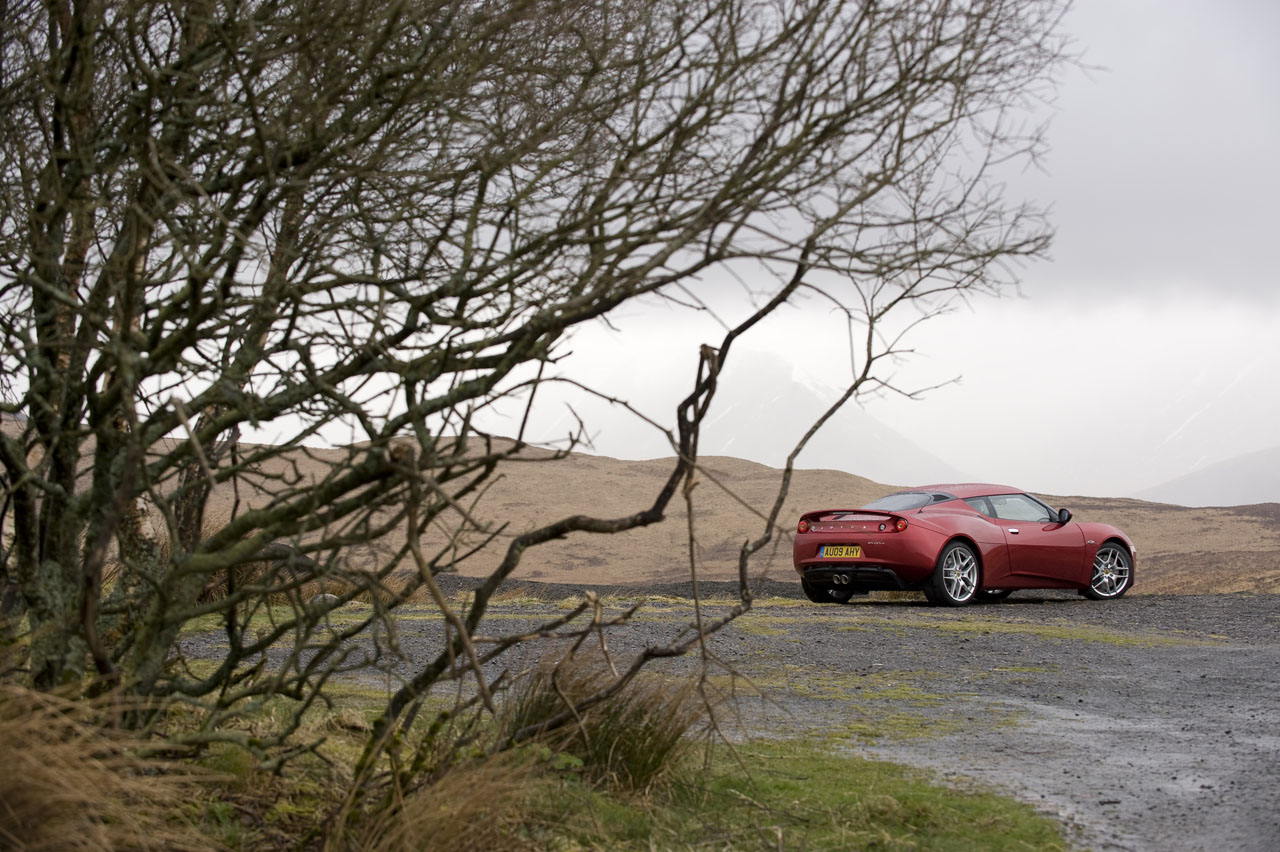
862,491,954,512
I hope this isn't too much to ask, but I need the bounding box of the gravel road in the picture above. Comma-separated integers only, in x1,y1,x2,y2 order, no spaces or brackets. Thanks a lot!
702,590,1280,852
474,585,1280,852
182,584,1280,851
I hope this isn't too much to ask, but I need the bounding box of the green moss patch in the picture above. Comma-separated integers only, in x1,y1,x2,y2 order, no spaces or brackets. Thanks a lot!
532,738,1069,851
838,614,1217,647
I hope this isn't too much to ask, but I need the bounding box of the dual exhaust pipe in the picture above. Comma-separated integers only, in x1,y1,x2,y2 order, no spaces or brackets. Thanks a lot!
831,573,852,585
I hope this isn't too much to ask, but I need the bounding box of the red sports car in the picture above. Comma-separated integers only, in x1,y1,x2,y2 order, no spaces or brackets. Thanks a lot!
792,484,1135,606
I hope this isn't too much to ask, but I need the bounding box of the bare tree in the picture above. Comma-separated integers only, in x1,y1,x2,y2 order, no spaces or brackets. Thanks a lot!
0,0,1067,778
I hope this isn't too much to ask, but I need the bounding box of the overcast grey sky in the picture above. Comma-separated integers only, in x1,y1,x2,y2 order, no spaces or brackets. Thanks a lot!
511,0,1280,499
877,0,1280,496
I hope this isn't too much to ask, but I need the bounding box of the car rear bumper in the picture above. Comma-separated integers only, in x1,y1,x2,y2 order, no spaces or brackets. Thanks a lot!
800,564,921,593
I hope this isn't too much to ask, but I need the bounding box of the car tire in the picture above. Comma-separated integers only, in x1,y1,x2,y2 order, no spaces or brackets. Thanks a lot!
801,578,827,603
977,589,1013,603
1082,542,1132,600
927,541,979,606
802,578,856,604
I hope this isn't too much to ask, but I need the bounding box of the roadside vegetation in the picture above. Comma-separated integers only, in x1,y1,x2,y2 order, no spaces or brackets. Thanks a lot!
0,641,1069,851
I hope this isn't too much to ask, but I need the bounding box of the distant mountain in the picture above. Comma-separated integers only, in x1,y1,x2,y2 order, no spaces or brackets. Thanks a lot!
1134,445,1280,507
699,351,974,487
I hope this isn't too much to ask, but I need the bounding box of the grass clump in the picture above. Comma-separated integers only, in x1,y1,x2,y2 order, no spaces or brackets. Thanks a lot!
0,684,214,852
344,756,539,852
504,649,705,793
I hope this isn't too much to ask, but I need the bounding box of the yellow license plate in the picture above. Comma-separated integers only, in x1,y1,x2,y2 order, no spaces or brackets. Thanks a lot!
820,545,862,558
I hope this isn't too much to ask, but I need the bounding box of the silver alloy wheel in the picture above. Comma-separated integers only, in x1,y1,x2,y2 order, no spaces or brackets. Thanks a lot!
942,545,978,602
1091,544,1131,597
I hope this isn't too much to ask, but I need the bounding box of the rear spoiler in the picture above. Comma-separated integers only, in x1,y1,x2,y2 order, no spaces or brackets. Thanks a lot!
798,509,896,522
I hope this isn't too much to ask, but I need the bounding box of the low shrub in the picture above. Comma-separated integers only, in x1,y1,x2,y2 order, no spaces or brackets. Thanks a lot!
0,684,212,852
342,756,538,852
503,649,706,792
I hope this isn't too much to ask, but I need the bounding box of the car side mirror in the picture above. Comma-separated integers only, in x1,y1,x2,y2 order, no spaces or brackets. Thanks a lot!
1057,508,1072,524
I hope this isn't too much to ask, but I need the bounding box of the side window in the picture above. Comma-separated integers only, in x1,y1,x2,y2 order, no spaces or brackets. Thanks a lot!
964,496,994,517
987,493,1053,523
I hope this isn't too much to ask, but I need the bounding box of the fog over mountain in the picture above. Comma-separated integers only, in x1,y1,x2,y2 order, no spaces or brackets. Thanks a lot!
500,345,974,490
698,352,973,488
1134,445,1280,508
696,351,1280,506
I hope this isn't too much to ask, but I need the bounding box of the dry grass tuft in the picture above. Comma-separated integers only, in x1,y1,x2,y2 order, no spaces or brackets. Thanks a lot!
0,684,214,852
342,757,538,852
504,650,706,792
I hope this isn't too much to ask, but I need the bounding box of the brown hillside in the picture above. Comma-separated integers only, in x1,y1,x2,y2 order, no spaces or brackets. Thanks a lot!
429,451,1280,594
415,451,892,586
284,442,1280,594
407,447,1280,593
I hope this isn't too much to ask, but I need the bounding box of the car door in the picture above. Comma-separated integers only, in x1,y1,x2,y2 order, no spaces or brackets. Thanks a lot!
986,493,1086,582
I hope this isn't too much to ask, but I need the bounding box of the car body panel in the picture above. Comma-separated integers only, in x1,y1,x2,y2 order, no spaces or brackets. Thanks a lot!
793,484,1135,601
1002,522,1086,583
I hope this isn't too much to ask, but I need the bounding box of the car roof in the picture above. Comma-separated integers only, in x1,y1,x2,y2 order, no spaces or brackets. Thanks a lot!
907,483,1024,499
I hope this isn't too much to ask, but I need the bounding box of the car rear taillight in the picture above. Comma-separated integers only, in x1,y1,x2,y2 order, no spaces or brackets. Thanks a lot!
797,518,810,534
894,518,908,532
